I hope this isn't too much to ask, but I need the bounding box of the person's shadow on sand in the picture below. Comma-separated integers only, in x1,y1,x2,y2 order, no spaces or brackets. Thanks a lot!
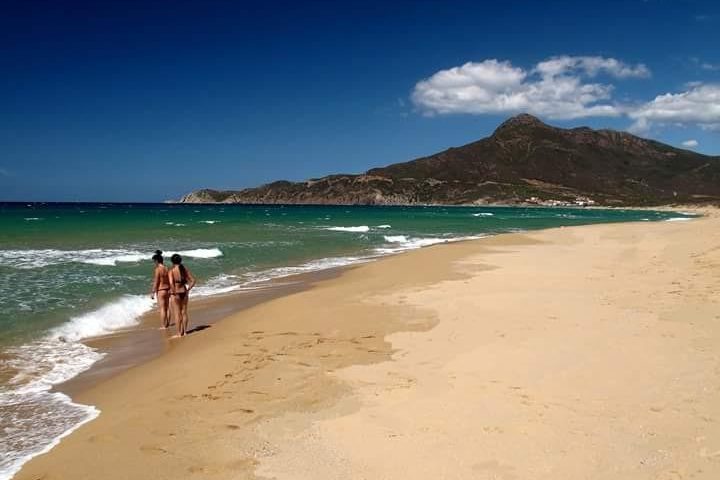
186,325,211,335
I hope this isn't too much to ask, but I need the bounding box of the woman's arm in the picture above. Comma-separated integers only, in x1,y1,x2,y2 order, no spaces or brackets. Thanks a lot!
150,268,160,298
185,268,196,291
168,269,175,295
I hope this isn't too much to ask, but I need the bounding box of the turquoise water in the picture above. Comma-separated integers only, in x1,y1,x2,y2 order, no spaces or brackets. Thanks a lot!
0,202,691,479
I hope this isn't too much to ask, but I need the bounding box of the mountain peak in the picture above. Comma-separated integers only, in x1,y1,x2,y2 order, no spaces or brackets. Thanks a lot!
177,114,720,207
493,114,549,135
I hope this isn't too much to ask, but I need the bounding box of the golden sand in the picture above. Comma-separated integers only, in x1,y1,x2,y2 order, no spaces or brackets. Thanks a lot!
17,209,720,479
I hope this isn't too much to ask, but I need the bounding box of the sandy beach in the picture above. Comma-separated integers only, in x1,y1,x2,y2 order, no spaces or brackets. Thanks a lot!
15,209,720,480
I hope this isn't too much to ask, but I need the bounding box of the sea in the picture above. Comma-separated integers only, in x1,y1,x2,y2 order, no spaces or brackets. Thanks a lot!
0,202,693,478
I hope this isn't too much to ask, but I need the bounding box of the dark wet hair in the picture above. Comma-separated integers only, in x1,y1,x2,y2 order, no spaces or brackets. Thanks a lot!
152,250,164,264
171,254,186,283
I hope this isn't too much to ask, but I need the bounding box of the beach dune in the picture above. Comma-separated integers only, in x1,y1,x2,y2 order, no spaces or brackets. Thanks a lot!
17,209,720,480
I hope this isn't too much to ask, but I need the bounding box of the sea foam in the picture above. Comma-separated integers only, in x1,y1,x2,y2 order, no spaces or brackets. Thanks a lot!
243,256,370,285
1,340,102,480
0,290,169,478
0,389,99,480
325,225,370,233
50,295,155,342
82,251,147,266
384,235,409,243
176,248,223,259
376,234,486,254
0,247,223,269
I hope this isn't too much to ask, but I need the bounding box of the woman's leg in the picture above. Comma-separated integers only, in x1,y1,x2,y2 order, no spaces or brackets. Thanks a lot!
171,294,183,336
182,294,190,335
157,290,170,328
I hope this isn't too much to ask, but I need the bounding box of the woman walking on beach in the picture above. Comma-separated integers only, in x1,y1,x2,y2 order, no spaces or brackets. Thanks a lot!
150,250,171,329
168,253,196,337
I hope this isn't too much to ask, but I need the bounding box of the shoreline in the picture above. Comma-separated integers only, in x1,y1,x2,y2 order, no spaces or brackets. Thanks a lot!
11,207,720,479
57,266,346,398
56,205,700,397
7,200,717,209
15,226,495,479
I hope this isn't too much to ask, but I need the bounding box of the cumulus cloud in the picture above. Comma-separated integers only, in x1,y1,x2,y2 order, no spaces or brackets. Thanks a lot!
681,139,699,148
413,57,720,134
412,56,648,120
628,83,720,132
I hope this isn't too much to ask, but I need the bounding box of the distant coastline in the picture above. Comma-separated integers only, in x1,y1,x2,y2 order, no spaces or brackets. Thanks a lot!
175,114,720,208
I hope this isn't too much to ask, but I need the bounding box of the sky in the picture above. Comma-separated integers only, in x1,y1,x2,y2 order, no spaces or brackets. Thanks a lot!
1,0,719,202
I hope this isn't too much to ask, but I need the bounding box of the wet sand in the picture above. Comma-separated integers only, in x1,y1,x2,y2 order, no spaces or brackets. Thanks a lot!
16,208,720,480
59,268,344,397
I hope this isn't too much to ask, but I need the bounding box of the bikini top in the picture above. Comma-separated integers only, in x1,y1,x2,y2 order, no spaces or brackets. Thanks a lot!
172,266,187,285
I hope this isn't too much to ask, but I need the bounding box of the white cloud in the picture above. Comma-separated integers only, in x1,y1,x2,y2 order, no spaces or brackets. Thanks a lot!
412,56,648,120
413,57,720,134
535,55,650,79
681,139,699,148
628,83,720,132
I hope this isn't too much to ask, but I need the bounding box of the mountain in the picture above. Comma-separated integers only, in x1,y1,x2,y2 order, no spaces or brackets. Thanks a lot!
177,114,720,206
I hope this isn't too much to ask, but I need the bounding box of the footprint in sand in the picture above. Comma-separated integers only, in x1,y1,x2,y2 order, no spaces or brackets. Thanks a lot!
87,433,117,444
177,393,199,400
230,407,255,414
700,448,720,458
140,444,168,455
188,464,222,475
387,377,416,390
482,426,505,434
472,460,517,479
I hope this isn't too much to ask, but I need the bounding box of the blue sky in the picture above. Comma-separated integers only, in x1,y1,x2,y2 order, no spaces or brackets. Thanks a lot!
1,0,719,201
